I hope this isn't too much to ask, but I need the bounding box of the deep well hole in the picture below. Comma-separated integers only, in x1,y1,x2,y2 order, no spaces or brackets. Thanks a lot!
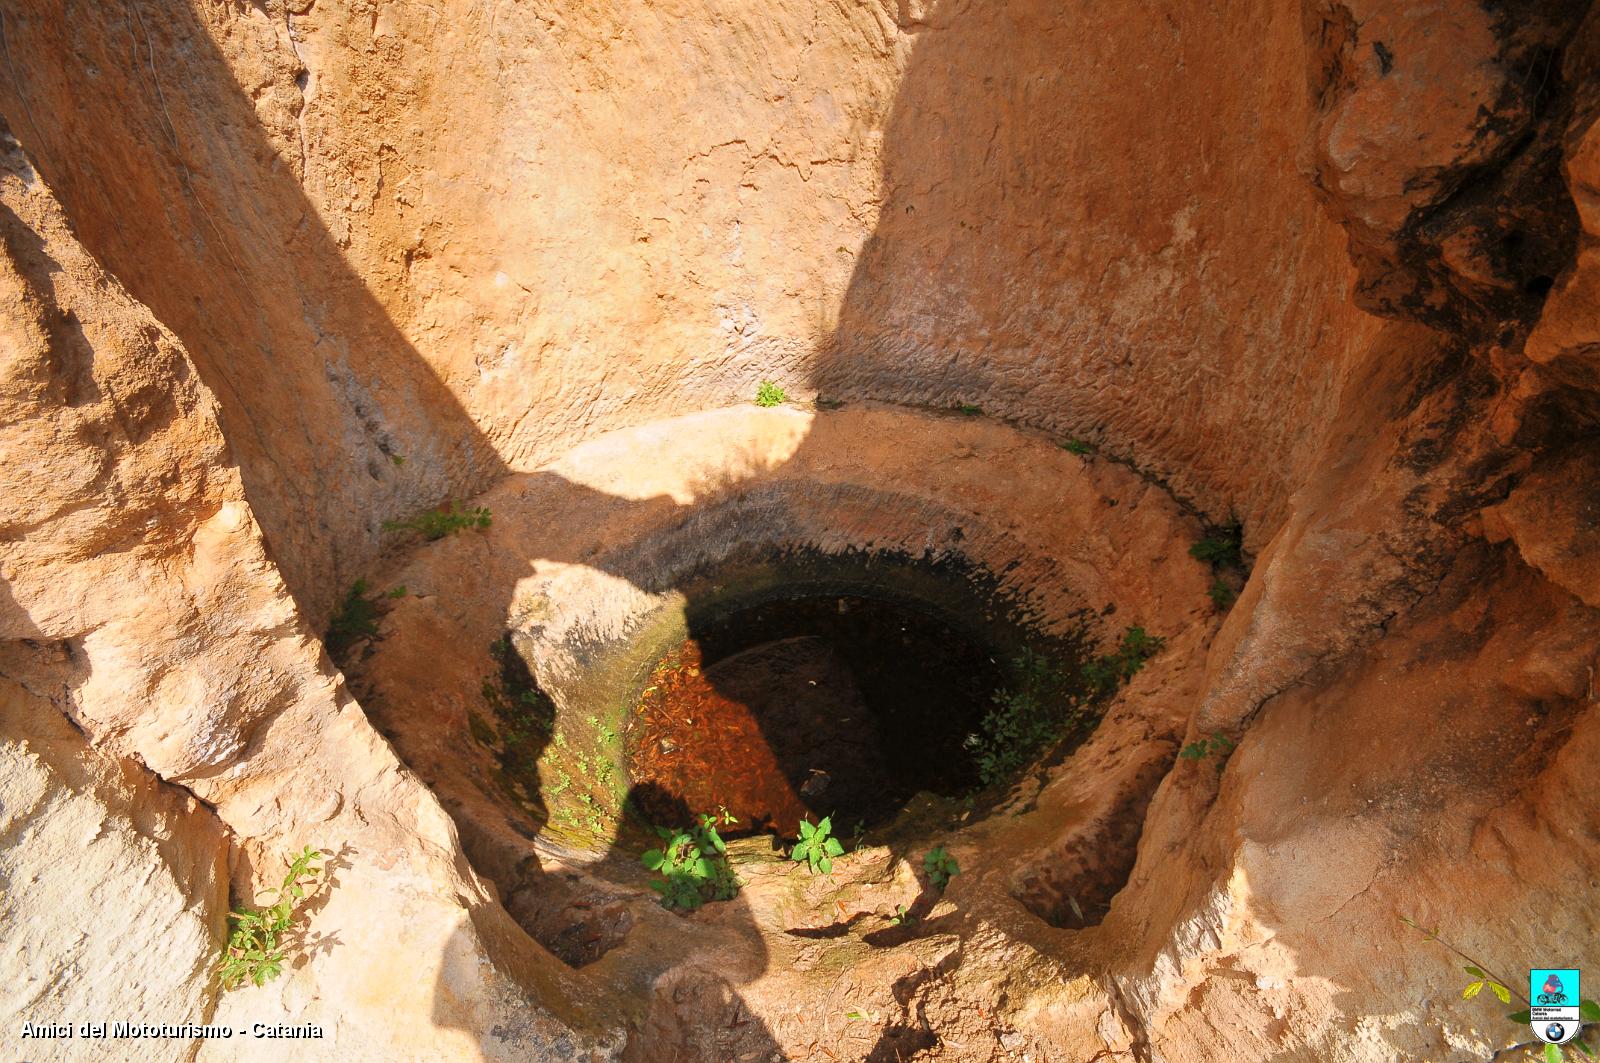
624,591,1009,837
497,545,1136,967
478,546,1101,933
344,417,1201,975
571,547,1097,843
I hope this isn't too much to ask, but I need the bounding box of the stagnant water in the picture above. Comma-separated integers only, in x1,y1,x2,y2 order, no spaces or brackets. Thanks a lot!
623,594,1005,838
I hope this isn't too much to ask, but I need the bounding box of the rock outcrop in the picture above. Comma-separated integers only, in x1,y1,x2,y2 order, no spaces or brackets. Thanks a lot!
2,0,1598,1060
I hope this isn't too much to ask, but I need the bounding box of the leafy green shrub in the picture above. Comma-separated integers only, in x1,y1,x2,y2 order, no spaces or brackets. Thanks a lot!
1190,521,1246,612
641,808,740,910
791,815,845,875
966,629,1165,787
383,502,491,541
1178,732,1236,763
1190,520,1244,569
923,846,960,890
965,649,1076,785
755,380,787,407
477,637,560,814
1207,578,1237,609
1081,626,1165,698
326,579,381,658
218,847,324,990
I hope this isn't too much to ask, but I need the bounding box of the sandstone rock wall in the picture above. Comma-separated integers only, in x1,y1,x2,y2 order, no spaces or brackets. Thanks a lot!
0,0,1380,622
0,126,606,1062
0,672,226,1061
2,0,1600,1060
1098,3,1600,1056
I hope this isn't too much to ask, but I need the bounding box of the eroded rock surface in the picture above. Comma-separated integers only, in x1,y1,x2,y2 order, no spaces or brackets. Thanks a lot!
1,0,1599,1061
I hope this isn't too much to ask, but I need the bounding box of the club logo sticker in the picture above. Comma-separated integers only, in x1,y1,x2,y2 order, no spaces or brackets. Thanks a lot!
1530,968,1580,1044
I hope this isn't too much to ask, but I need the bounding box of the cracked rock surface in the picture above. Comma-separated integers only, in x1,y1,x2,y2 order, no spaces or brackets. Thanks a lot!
2,1,1600,1060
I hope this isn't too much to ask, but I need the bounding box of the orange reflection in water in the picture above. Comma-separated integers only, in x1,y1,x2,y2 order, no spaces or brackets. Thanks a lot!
625,640,816,837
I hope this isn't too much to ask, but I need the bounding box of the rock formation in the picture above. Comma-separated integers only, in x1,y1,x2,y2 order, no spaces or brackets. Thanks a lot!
1,0,1597,1060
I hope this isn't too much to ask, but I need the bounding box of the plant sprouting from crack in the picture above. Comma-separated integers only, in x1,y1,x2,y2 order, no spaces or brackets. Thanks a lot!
641,807,741,911
218,847,324,990
755,380,787,407
383,501,491,541
1191,519,1246,613
1178,732,1236,765
326,579,381,659
791,815,844,876
1081,626,1164,698
966,648,1075,785
924,846,960,890
966,629,1164,787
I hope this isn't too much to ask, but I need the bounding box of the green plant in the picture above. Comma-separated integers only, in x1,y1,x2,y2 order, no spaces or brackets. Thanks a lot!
1191,521,1247,611
383,502,492,541
849,820,867,852
386,584,408,599
966,629,1166,788
218,847,324,990
791,815,845,875
1190,520,1244,569
479,638,557,801
924,846,960,890
1178,732,1236,763
965,648,1077,785
755,380,787,407
1081,626,1165,698
1402,916,1600,1061
1062,438,1095,455
389,453,406,466
641,810,741,910
956,403,982,415
1207,578,1237,609
326,579,381,658
889,903,916,926
1081,630,1171,697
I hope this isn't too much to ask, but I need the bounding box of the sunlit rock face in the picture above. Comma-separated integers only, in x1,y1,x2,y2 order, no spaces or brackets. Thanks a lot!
1,1,1598,1060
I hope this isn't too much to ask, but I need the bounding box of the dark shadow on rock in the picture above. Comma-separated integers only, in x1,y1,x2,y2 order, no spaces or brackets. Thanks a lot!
287,843,355,968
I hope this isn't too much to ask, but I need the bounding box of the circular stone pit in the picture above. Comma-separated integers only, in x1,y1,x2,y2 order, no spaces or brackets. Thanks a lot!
344,401,1216,972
